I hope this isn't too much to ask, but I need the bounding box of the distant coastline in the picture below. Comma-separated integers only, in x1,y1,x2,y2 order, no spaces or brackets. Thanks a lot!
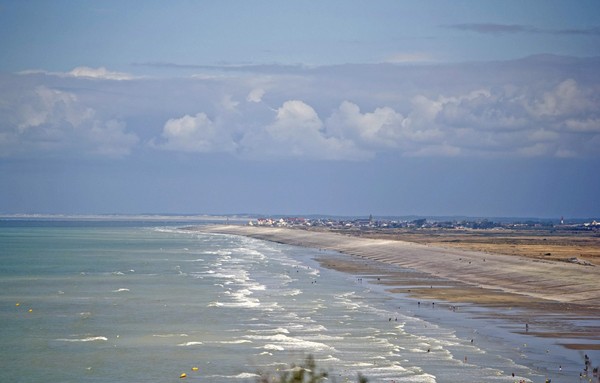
0,213,251,222
1,213,598,224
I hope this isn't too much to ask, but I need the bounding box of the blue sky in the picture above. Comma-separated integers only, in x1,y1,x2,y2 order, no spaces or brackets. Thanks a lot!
1,1,599,218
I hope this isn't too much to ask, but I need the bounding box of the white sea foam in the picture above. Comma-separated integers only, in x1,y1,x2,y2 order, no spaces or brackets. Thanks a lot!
249,283,266,291
262,344,284,351
217,339,252,344
232,247,266,260
178,341,203,346
304,324,327,332
217,288,261,308
365,364,409,376
318,355,341,362
208,373,260,379
304,334,344,341
248,327,290,334
307,268,320,277
233,373,260,379
244,333,334,352
56,336,108,342
112,288,130,292
281,288,302,296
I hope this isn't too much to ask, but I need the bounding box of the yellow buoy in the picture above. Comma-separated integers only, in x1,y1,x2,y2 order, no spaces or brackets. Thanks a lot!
16,302,20,306
28,309,33,313
180,373,187,378
191,367,199,371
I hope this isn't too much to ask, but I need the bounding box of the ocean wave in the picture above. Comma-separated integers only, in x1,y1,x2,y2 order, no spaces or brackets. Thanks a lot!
56,336,107,342
152,333,188,338
177,341,203,346
249,283,266,291
362,364,409,378
244,333,334,352
304,334,344,341
233,373,260,379
207,373,260,379
217,339,252,344
262,344,285,351
232,247,266,260
214,287,262,308
317,355,341,362
213,250,233,256
281,288,302,296
248,327,290,334
220,300,261,308
302,324,327,332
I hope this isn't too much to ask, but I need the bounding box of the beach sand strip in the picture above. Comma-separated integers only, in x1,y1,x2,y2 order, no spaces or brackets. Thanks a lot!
198,225,600,349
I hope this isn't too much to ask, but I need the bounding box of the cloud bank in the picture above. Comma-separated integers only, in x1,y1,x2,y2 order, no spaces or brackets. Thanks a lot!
447,23,600,36
2,57,599,161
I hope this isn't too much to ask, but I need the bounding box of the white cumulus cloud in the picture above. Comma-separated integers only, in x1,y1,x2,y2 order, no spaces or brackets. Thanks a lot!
6,57,600,160
240,100,368,160
158,112,237,153
526,79,593,118
0,85,138,158
246,88,266,103
327,101,411,148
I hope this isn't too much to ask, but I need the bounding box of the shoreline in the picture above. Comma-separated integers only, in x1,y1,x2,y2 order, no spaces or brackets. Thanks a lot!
198,224,600,351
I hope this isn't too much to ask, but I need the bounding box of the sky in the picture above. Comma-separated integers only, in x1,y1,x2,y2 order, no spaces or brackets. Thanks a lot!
1,0,599,218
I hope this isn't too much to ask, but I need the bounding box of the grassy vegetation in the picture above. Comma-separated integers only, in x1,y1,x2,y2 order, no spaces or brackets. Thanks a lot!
255,355,368,383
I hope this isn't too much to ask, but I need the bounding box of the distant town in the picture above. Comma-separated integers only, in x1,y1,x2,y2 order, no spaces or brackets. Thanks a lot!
249,215,600,232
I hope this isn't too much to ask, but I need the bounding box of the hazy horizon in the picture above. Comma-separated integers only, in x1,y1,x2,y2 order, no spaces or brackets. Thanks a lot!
0,212,594,222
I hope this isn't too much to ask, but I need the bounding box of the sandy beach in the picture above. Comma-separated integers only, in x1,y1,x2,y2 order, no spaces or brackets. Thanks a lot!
199,224,600,350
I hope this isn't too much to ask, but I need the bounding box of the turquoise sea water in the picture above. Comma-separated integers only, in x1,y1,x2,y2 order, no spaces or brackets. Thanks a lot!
0,221,596,383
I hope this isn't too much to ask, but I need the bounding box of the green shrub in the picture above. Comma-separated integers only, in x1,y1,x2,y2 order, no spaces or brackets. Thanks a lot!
255,355,368,383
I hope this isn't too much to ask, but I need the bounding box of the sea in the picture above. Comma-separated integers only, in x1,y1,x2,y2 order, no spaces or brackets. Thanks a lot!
0,219,597,383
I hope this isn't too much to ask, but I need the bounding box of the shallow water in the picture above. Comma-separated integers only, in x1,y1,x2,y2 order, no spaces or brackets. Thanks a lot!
0,222,597,382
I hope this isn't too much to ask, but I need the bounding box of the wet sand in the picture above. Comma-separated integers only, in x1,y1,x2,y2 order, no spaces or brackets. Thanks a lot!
198,225,600,350
326,227,600,265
